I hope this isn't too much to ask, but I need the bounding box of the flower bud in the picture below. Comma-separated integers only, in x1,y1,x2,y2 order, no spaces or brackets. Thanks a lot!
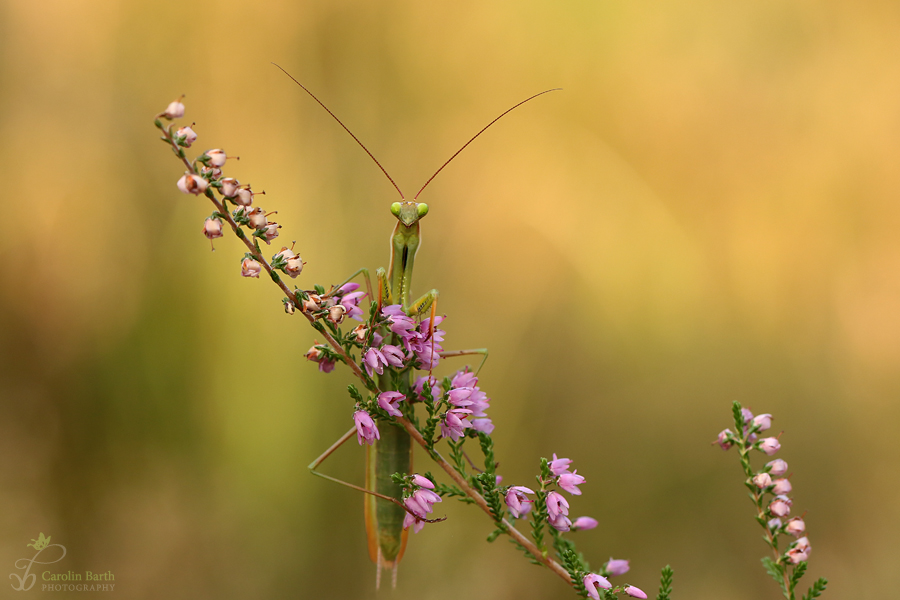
571,516,598,531
304,345,323,361
199,165,222,180
785,517,806,537
604,558,629,576
206,148,228,167
241,257,261,278
262,222,281,244
767,459,788,477
176,125,197,147
203,217,223,240
769,495,792,518
767,518,783,531
752,413,773,432
327,305,346,325
716,428,734,450
772,478,792,495
752,472,772,489
759,437,781,455
741,408,754,423
247,207,268,230
302,293,322,313
284,300,295,315
234,187,255,206
163,98,185,119
624,586,648,599
220,177,240,198
177,173,208,195
411,474,435,489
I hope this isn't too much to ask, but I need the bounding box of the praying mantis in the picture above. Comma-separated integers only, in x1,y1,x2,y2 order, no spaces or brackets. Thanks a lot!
271,66,559,587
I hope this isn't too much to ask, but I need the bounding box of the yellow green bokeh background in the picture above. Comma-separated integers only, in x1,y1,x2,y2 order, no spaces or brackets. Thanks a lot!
2,0,898,598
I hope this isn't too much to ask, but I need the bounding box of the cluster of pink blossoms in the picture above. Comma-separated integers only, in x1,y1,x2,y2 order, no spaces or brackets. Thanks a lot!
400,475,443,533
717,408,812,565
362,305,445,377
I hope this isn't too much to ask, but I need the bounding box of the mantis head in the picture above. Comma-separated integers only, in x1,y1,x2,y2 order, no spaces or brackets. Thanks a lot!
390,201,429,227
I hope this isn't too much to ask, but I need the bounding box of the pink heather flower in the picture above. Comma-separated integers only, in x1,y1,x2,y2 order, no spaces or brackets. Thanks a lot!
558,470,585,495
546,491,569,519
759,437,781,455
625,586,648,599
353,410,379,445
549,453,573,476
262,222,281,245
274,248,304,279
504,486,535,519
363,347,389,377
548,513,572,532
440,408,472,441
451,369,478,388
787,538,810,564
177,173,207,195
786,517,806,537
604,558,630,576
402,511,426,533
583,573,612,599
405,488,442,518
203,217,223,240
571,516,599,531
176,125,197,146
753,413,773,432
769,495,792,518
377,391,406,417
467,388,490,417
220,177,240,198
162,98,185,119
767,459,789,476
448,387,474,408
318,358,336,373
382,305,417,336
741,408,754,423
411,474,434,489
240,257,262,278
410,317,445,370
772,478,792,495
338,291,367,321
206,148,228,167
234,186,255,206
247,207,268,230
381,344,407,368
768,518,783,531
414,375,441,402
716,429,734,450
472,418,494,434
753,473,773,488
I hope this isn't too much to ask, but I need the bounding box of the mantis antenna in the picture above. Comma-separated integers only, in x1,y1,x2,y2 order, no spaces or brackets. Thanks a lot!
413,88,562,200
272,63,406,200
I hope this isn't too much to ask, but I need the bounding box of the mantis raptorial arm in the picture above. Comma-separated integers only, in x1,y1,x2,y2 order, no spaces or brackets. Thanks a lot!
323,267,374,303
438,348,490,376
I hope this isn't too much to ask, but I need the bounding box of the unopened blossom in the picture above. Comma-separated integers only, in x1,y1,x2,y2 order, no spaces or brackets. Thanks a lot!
753,413,773,432
440,407,472,441
767,459,789,477
220,177,240,198
716,428,734,450
176,125,197,147
583,573,612,600
558,470,585,495
759,437,781,455
274,248,304,279
405,487,442,518
402,511,426,534
377,391,405,417
753,472,773,489
787,538,811,564
472,417,494,434
741,408,754,423
262,222,281,244
247,207,268,230
234,186,256,206
199,165,222,180
768,518,783,531
353,410,379,445
177,173,208,195
203,217,223,240
549,453,572,476
786,517,806,537
548,512,572,532
327,305,345,325
411,474,434,489
317,358,336,373
363,347,389,377
571,516,598,531
206,148,228,167
504,486,535,519
605,558,630,576
381,344,406,368
769,495,792,518
241,257,261,278
772,478,792,495
414,375,441,402
546,491,569,520
162,98,185,119
624,586,648,599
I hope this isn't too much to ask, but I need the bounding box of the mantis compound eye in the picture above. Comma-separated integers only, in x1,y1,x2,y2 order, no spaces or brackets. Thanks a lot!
390,202,402,217
416,203,429,218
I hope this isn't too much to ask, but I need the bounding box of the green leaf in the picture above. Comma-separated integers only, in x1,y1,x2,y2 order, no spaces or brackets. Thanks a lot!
656,565,674,600
486,529,503,543
790,561,808,590
802,578,827,600
761,556,786,592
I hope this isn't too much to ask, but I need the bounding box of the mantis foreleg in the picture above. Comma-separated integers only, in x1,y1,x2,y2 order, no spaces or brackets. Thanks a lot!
324,267,373,303
438,348,490,376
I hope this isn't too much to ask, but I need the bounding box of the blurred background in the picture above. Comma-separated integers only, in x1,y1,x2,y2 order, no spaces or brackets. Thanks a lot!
1,0,898,598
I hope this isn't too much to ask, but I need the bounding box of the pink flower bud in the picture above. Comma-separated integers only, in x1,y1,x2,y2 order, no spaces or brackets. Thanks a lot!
327,305,346,325
752,413,773,432
772,478,792,495
604,558,630,576
716,428,734,450
163,98,185,119
202,217,223,240
199,165,222,180
234,187,255,206
759,437,781,455
767,518,782,531
240,257,261,278
176,125,197,147
377,391,405,417
353,410,380,445
220,177,240,198
786,517,806,537
262,222,281,244
177,173,208,195
624,586,648,599
741,408,754,422
752,473,772,488
247,207,268,230
206,148,228,167
786,537,810,564
767,459,788,477
571,516,598,531
769,495,792,518
411,474,434,489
